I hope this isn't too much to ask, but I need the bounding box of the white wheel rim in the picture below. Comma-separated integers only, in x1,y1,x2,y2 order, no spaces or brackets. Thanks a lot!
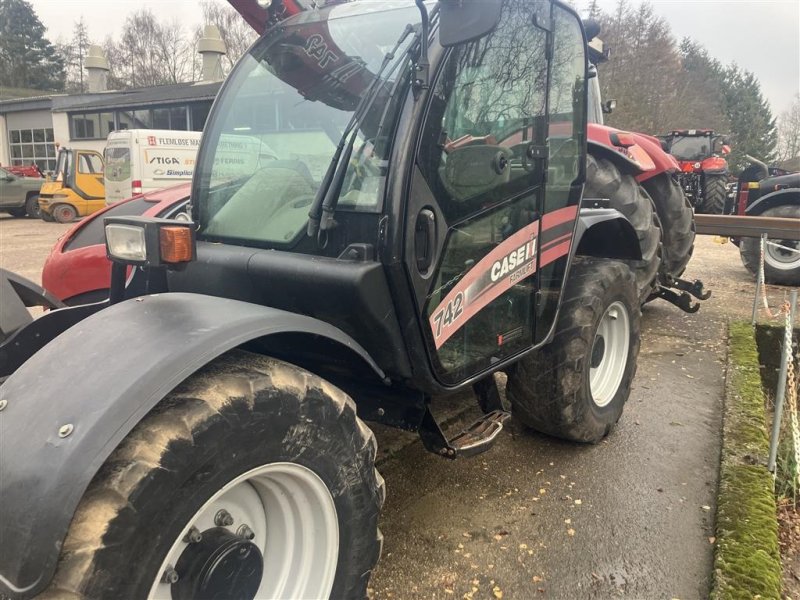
765,240,800,271
147,462,339,600
589,301,630,407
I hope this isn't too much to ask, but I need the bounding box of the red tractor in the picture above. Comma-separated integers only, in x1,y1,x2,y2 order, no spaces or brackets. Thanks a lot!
660,129,731,214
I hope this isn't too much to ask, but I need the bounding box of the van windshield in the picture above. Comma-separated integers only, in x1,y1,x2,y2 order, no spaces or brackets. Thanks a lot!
194,2,418,248
105,147,131,183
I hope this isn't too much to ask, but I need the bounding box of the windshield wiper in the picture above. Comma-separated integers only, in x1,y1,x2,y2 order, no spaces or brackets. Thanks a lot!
307,23,417,242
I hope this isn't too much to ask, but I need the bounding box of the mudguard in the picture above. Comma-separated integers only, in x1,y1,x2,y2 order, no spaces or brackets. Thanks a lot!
587,123,680,183
574,206,642,261
0,293,386,598
746,188,800,216
587,123,654,175
0,268,65,343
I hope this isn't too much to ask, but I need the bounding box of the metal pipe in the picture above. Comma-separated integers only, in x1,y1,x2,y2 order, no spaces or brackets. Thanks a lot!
768,289,798,472
752,233,766,325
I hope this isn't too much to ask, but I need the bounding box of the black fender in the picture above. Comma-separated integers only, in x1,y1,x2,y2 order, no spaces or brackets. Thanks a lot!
0,292,386,598
745,188,800,216
573,207,642,261
0,268,65,344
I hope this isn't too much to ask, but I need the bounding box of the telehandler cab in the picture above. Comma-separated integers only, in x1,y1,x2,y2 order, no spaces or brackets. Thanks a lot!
0,1,692,598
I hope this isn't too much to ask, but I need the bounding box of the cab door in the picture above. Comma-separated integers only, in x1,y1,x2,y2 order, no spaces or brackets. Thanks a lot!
73,151,105,202
405,0,586,385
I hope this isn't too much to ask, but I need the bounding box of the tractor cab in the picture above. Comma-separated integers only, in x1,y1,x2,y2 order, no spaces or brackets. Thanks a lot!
38,147,106,222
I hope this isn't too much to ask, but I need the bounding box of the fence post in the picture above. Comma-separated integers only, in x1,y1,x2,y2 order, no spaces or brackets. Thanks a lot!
767,289,798,473
752,233,768,325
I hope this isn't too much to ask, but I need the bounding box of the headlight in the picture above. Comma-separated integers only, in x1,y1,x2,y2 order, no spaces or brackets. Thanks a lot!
104,216,195,267
105,224,147,262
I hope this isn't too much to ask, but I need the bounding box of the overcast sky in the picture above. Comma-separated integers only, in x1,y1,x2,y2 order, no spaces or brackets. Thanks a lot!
31,0,800,115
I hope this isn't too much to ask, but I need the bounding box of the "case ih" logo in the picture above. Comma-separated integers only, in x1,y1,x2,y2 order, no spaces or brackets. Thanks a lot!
147,136,157,145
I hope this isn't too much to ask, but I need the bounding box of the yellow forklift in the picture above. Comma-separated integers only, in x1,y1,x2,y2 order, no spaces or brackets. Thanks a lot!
39,147,105,223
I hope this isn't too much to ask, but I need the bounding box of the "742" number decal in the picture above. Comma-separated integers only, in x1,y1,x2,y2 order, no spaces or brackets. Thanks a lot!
431,292,464,339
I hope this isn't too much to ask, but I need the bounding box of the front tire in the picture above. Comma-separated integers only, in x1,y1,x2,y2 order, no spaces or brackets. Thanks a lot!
507,258,641,443
739,205,800,286
699,173,727,214
45,351,385,600
585,154,661,302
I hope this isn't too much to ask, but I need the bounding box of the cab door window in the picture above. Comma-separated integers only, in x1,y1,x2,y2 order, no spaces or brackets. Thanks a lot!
415,0,550,384
535,4,587,342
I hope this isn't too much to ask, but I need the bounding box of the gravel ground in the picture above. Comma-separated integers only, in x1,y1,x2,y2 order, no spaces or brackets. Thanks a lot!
0,213,795,599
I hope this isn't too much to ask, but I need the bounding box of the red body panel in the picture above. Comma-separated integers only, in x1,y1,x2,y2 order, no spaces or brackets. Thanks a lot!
700,156,727,172
42,184,191,302
6,165,42,178
587,123,679,179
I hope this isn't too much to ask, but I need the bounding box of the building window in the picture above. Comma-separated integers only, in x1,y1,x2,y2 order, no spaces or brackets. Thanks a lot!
190,102,212,131
70,112,115,140
8,128,56,171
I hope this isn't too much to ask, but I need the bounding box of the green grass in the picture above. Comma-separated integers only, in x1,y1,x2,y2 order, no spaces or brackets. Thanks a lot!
712,322,781,599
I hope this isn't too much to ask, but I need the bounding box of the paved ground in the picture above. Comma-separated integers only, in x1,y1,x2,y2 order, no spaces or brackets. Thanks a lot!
0,214,791,599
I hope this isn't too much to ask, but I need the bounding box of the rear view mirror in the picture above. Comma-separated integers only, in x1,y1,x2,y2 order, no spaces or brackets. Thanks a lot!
602,99,617,114
582,19,601,41
439,0,503,47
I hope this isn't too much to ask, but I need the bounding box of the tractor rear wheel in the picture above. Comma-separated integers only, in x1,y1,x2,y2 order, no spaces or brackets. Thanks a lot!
739,205,800,286
641,172,695,280
507,258,641,443
585,154,661,302
44,351,385,600
699,173,727,214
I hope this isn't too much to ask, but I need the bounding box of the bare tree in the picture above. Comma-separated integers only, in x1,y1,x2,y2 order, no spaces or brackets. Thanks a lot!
110,9,192,87
56,17,90,93
776,95,800,162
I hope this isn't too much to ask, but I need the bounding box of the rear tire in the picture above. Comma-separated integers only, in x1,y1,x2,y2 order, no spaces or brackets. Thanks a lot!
25,194,41,219
699,173,727,214
739,205,800,286
507,258,641,443
585,154,661,302
641,172,695,280
52,203,78,223
44,351,385,600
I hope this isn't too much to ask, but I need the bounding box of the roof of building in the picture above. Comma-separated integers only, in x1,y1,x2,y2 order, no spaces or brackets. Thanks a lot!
55,81,222,112
0,81,222,115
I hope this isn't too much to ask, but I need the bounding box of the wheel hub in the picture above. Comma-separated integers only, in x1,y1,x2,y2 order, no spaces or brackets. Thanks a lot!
172,527,263,600
591,335,606,368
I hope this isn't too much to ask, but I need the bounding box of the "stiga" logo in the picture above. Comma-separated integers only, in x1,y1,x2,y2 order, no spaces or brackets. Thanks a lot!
150,157,180,164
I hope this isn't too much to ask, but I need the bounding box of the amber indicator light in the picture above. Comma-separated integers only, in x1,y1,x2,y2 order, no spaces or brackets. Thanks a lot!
159,226,194,263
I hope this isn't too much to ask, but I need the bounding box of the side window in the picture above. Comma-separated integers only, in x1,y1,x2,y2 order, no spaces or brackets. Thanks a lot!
535,4,587,342
418,1,549,224
78,153,103,174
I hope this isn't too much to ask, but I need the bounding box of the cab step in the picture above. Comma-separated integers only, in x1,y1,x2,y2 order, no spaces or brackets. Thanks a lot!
419,407,511,459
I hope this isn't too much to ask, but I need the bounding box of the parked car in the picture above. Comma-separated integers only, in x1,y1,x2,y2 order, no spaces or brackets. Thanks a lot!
41,183,190,304
0,166,42,218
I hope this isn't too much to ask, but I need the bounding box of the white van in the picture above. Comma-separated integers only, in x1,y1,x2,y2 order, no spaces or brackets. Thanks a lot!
104,129,202,204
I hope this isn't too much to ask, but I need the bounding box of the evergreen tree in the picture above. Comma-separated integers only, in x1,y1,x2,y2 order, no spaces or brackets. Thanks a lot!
720,65,777,170
0,0,65,91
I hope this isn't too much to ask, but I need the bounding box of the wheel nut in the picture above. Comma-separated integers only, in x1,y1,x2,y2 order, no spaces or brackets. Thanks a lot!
215,509,235,527
161,565,179,584
237,524,256,540
183,526,202,544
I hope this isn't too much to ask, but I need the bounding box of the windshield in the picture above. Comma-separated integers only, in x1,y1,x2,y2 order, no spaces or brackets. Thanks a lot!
54,150,71,182
195,2,419,247
669,134,713,161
